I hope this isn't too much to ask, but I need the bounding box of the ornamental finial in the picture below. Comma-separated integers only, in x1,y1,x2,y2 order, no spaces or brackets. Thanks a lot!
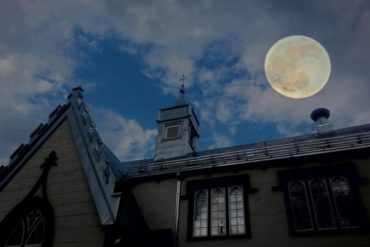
176,74,186,105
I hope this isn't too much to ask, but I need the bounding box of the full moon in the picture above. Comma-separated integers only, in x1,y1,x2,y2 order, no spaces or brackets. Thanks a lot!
264,35,331,99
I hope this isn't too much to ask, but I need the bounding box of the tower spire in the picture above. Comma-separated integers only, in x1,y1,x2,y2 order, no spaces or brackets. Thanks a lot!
176,74,186,105
154,73,200,160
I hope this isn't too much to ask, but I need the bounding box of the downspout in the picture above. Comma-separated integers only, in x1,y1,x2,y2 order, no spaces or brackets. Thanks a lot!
174,172,181,247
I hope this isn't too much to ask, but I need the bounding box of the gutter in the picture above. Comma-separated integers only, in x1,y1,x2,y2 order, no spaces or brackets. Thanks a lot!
174,172,181,247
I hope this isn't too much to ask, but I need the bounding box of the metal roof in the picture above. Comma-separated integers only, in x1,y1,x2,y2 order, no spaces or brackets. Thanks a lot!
3,87,370,184
118,123,370,179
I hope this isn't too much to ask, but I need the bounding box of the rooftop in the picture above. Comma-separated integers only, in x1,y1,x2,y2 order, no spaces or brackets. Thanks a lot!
3,88,370,185
119,123,370,179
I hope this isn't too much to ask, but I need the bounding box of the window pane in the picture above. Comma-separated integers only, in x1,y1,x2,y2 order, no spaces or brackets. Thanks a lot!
288,180,313,231
167,125,180,138
193,190,208,237
26,209,43,232
211,188,226,236
6,221,24,245
330,176,359,228
309,179,336,230
6,209,45,246
193,229,200,237
27,219,45,244
228,186,245,235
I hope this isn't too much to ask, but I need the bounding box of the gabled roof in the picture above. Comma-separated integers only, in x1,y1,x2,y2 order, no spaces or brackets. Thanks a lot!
0,87,121,225
0,102,71,190
3,86,370,221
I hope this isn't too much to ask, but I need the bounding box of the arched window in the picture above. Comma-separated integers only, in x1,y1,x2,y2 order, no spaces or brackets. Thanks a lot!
288,180,313,231
0,197,54,247
279,165,367,235
309,178,336,229
211,188,226,236
330,176,358,228
188,175,251,240
193,190,208,237
5,209,45,247
0,151,56,247
228,186,245,235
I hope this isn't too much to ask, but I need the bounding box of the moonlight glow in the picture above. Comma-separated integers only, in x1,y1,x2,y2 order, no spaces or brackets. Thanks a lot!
264,35,331,99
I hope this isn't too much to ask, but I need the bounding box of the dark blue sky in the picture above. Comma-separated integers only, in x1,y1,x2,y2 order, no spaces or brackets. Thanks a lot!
0,0,369,162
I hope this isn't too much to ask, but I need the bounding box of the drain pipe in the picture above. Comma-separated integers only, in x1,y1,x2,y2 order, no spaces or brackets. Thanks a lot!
174,172,181,247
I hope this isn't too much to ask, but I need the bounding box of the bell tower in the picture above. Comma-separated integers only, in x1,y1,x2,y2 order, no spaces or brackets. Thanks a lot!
154,76,200,160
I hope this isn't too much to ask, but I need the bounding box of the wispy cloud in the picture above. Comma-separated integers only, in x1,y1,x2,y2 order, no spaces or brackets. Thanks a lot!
209,133,234,149
0,0,369,163
92,108,157,160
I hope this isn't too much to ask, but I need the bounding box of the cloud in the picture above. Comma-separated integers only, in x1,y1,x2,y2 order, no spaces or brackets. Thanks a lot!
91,108,157,160
209,133,233,149
0,1,225,162
191,1,370,143
0,52,72,164
0,0,370,163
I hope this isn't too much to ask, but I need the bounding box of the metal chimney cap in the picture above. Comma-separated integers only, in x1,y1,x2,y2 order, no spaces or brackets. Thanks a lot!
311,108,330,122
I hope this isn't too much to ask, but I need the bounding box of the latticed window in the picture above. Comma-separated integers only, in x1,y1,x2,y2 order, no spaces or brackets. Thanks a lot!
0,152,56,247
228,186,246,235
211,188,226,236
288,180,313,231
331,176,358,228
279,165,368,235
193,190,208,237
5,209,45,247
188,175,251,240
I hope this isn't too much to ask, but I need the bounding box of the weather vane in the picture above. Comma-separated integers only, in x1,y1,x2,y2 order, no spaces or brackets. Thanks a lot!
176,74,186,105
179,74,186,88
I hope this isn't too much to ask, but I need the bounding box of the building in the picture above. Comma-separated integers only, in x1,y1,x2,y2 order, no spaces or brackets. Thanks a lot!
0,87,369,247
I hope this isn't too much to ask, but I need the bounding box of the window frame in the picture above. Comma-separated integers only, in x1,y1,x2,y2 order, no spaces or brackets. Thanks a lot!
5,209,45,247
165,123,181,140
278,164,369,236
186,175,251,241
0,196,55,247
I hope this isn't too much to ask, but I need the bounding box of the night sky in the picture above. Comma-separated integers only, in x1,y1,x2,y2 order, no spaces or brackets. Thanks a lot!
0,0,369,163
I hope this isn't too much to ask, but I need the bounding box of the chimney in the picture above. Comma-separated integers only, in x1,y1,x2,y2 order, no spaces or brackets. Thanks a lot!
310,108,332,134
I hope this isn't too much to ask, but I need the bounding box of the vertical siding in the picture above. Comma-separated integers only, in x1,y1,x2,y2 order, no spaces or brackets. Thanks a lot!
0,120,105,247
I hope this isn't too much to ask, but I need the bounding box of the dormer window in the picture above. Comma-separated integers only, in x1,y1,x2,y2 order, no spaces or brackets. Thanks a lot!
166,124,181,139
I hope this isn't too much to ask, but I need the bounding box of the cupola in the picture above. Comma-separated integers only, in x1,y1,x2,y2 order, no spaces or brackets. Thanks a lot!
154,78,200,160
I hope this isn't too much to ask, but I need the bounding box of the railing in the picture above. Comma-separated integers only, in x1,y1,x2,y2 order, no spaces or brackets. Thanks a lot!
125,130,370,178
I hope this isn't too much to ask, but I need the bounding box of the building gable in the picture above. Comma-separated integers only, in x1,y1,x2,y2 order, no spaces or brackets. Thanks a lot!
0,119,105,246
